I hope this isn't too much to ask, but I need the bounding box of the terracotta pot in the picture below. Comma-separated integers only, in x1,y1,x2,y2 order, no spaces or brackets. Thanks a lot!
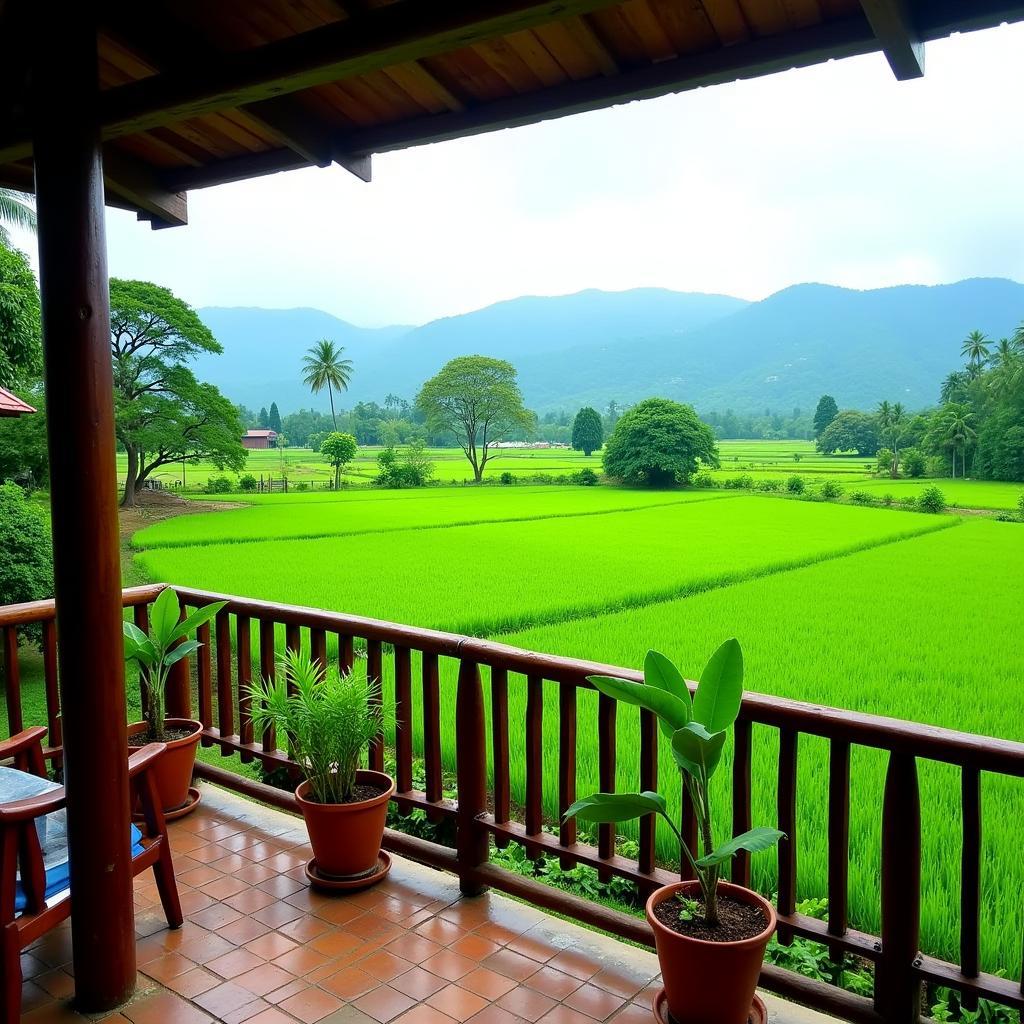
296,769,395,879
127,718,202,812
646,880,776,1024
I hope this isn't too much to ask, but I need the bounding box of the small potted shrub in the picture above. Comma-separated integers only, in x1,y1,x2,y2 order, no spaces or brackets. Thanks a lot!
250,649,394,882
123,588,226,812
566,640,783,1024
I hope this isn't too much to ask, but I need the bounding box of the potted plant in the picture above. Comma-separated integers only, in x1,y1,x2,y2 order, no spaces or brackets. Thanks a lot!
122,588,226,812
565,639,783,1024
249,648,394,882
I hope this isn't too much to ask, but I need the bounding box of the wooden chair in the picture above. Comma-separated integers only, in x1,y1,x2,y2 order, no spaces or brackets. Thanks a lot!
0,727,182,1022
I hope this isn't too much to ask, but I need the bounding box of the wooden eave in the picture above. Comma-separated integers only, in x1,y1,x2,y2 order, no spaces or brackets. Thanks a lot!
2,0,1023,228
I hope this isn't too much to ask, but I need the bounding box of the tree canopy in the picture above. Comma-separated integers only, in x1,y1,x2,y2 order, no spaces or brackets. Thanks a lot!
269,401,282,433
417,356,533,482
0,244,41,389
571,406,603,456
320,431,358,489
816,410,880,456
812,395,838,438
302,340,352,429
602,398,719,487
0,384,47,486
0,482,52,647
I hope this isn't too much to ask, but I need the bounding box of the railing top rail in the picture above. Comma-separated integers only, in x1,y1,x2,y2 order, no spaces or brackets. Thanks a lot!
3,583,1023,775
167,585,1024,775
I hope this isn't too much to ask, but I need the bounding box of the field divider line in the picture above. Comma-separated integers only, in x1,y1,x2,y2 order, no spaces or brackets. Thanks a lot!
131,493,743,551
468,516,963,640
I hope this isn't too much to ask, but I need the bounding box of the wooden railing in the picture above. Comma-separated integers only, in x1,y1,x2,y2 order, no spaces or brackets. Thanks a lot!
2,584,1023,1024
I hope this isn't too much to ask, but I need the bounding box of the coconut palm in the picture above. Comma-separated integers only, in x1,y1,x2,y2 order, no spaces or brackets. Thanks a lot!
939,370,969,405
961,330,990,378
0,189,36,246
301,339,352,429
940,403,976,479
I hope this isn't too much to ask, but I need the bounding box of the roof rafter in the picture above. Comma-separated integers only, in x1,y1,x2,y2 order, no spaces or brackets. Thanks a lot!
102,148,187,228
859,0,924,79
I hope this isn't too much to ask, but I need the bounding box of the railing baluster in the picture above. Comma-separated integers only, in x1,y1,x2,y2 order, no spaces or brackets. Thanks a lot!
216,609,234,744
41,620,60,750
237,615,253,763
558,683,577,869
3,626,22,735
731,718,752,886
310,627,327,672
491,668,510,847
876,752,921,1023
339,633,354,674
525,675,544,853
285,624,300,659
638,708,657,875
827,739,851,959
197,620,213,744
455,659,488,895
960,766,981,1011
422,652,442,806
367,638,384,772
394,645,412,794
259,619,276,753
597,693,616,877
777,728,798,945
132,605,150,721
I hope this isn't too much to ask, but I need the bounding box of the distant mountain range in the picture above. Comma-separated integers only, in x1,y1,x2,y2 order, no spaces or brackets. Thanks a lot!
195,277,1024,416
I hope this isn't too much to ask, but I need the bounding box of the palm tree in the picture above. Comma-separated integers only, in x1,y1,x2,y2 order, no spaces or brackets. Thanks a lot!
940,403,976,479
961,330,990,378
939,370,969,405
0,189,36,246
991,337,1016,369
301,339,352,429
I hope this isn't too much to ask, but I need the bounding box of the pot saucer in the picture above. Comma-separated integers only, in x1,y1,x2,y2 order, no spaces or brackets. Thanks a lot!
133,786,201,824
305,851,392,892
652,987,766,1024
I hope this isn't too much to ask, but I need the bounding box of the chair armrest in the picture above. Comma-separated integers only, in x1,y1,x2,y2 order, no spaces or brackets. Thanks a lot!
0,727,48,764
0,787,65,825
128,743,167,778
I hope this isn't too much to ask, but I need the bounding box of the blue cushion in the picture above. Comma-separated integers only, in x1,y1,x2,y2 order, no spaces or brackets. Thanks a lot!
0,766,144,913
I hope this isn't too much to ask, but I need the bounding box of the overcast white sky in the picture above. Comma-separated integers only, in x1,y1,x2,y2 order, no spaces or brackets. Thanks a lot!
16,21,1024,327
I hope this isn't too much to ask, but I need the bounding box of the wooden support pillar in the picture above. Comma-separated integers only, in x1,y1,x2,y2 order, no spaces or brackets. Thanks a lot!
32,5,137,1012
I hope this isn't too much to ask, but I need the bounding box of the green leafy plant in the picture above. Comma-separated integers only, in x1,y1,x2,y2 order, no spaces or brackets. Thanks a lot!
564,640,783,926
122,588,226,739
248,648,391,804
786,475,805,494
918,485,947,514
819,480,844,500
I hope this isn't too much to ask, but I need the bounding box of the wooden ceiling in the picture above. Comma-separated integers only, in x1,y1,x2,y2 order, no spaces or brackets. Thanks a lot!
1,0,1022,229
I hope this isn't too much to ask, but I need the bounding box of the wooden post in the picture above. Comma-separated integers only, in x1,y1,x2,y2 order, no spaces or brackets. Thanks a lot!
455,659,488,895
32,4,137,1010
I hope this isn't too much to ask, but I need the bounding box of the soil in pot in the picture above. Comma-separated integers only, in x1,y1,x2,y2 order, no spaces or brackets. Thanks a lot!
343,781,389,803
652,892,768,943
127,725,196,746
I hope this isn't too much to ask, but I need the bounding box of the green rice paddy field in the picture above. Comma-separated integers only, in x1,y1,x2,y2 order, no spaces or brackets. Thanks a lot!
126,480,1024,976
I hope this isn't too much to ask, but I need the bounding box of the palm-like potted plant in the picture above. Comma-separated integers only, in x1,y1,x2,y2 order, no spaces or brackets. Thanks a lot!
249,648,394,883
566,639,783,1024
122,588,226,812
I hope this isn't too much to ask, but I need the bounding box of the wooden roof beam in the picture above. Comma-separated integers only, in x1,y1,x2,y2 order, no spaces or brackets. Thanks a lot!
102,148,188,228
859,0,924,79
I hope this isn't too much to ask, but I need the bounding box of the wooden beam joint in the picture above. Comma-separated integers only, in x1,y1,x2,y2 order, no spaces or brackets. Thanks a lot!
860,0,925,79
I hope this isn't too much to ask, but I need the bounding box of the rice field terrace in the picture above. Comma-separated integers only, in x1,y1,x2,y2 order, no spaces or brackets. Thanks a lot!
47,473,1024,976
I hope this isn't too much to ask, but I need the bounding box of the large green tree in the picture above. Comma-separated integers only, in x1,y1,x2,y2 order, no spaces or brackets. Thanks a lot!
417,356,533,482
110,278,231,506
961,330,990,378
0,481,52,616
571,407,603,456
302,340,352,429
0,244,41,389
269,401,282,434
320,431,358,489
602,398,718,486
0,385,47,486
816,410,880,456
812,394,839,438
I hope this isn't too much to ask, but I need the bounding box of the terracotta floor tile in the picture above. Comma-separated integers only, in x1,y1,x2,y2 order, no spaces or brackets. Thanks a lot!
607,1004,654,1024
496,986,557,1023
179,891,218,916
219,917,273,946
465,1005,523,1024
588,966,652,1001
470,923,519,947
209,853,251,874
238,1009,296,1024
123,989,216,1024
207,947,266,979
235,963,295,997
459,968,517,1001
252,901,306,928
424,985,489,1024
222,998,273,1024
320,966,380,1000
235,862,279,885
359,950,413,983
545,951,600,982
34,968,75,999
346,915,403,943
394,1005,458,1024
164,967,222,999
562,985,626,1021
390,966,448,1001
20,979,52,1014
202,875,252,901
414,919,468,946
278,986,343,1023
310,928,366,958
20,953,49,980
354,984,419,1023
384,933,445,965
256,875,308,899
244,932,300,960
177,932,237,965
178,865,223,887
451,935,501,962
190,902,244,931
313,901,367,927
523,968,583,1001
422,950,477,983
140,952,196,984
264,978,309,1005
273,945,331,976
194,980,265,1020
535,1007,596,1024
504,935,558,965
482,950,542,983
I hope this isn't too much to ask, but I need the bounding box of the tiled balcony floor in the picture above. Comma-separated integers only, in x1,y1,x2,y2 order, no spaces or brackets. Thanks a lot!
19,785,824,1024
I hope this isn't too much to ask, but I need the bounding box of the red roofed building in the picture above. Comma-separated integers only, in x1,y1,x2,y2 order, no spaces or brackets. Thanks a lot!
0,387,36,417
242,428,277,449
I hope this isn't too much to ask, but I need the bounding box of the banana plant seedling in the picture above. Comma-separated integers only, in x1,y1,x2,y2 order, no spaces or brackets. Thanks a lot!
564,639,783,926
122,588,226,740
